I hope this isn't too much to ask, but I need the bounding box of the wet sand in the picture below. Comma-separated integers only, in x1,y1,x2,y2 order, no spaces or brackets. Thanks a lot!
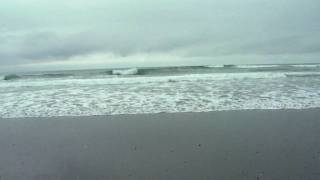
0,109,320,179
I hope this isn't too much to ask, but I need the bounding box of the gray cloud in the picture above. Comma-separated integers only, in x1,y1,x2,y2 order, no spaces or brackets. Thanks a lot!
0,0,320,69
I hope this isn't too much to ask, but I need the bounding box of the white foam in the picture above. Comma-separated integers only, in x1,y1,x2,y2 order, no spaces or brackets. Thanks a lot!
205,65,224,68
285,72,320,77
0,72,320,118
112,68,139,75
237,65,279,68
290,64,319,68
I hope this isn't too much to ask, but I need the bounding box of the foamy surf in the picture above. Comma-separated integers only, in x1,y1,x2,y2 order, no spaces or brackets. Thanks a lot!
1,64,320,118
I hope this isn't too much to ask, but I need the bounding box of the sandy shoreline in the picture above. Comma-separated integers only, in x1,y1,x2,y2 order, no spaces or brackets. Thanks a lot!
0,109,320,179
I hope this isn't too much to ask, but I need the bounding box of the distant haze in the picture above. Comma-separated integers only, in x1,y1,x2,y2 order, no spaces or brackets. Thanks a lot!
1,0,320,72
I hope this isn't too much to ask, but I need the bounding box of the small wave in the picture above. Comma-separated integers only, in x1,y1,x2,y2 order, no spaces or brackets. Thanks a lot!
112,68,139,75
223,64,236,68
248,66,294,72
167,79,178,83
205,65,224,68
37,73,73,78
290,64,319,68
3,73,74,81
22,73,74,79
3,74,21,81
104,70,113,75
285,73,320,78
138,66,206,75
206,64,281,69
237,65,280,68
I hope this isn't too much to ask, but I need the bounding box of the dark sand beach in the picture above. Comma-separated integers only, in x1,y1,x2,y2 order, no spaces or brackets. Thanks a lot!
0,109,320,179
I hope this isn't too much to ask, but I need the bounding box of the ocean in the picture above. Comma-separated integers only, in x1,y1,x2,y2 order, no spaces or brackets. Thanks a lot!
1,64,320,118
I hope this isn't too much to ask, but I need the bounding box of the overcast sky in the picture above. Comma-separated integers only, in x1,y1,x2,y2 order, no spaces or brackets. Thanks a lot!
1,0,320,72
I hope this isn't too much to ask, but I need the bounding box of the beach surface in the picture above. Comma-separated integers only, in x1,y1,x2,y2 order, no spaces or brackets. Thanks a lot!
0,109,320,179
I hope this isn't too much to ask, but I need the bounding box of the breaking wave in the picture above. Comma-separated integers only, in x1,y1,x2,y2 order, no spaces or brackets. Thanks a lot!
112,68,139,75
3,73,73,81
223,64,237,68
290,64,319,68
237,65,280,68
2,64,320,81
3,74,21,81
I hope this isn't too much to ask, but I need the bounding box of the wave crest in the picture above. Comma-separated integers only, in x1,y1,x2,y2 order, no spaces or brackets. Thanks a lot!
112,68,139,75
285,73,320,78
3,74,21,81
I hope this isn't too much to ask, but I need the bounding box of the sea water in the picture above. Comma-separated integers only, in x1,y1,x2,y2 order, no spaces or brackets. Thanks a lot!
1,64,320,118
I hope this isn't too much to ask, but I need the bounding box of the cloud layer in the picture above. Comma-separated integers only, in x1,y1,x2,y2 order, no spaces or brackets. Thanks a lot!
1,0,320,71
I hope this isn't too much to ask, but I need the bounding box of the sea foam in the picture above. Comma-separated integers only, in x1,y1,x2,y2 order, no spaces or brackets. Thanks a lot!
1,71,320,118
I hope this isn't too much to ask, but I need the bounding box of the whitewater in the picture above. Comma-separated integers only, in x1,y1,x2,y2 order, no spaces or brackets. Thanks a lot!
1,64,320,118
